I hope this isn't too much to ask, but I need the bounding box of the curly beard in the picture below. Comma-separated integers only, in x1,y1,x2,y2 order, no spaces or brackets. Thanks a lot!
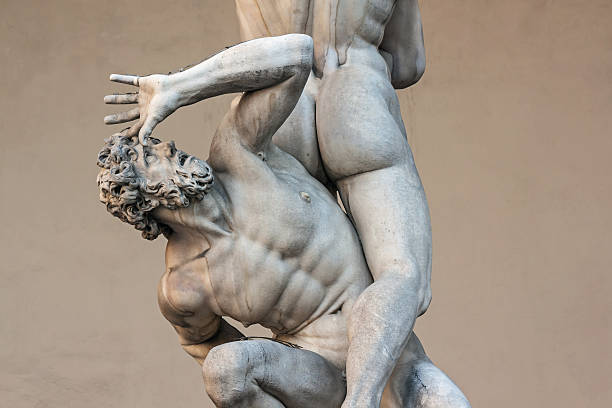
144,156,214,210
97,133,214,240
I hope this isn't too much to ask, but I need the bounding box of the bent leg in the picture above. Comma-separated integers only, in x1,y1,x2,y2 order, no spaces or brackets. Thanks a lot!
317,66,432,298
316,66,434,403
382,334,471,408
203,339,346,408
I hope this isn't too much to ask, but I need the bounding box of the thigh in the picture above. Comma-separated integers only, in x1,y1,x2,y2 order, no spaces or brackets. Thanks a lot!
335,161,432,302
204,339,346,408
381,334,471,408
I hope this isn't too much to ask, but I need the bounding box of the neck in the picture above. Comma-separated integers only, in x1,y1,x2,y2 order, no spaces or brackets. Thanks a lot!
153,182,233,241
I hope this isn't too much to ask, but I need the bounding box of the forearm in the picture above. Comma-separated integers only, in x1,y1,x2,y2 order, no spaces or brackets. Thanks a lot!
180,319,245,366
344,274,424,406
167,35,312,108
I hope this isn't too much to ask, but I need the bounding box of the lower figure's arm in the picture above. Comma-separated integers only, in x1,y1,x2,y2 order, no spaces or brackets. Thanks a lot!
105,34,313,143
167,34,313,108
179,319,245,366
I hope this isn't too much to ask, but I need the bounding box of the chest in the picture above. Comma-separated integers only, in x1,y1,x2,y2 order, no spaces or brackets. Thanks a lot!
224,163,334,257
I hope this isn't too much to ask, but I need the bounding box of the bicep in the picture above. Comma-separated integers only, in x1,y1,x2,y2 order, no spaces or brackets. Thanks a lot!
157,267,220,345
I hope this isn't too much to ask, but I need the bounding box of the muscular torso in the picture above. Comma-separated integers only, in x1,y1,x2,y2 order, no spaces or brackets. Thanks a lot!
235,0,396,76
159,145,371,357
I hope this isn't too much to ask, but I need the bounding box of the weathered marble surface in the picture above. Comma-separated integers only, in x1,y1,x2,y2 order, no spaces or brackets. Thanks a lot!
98,1,471,407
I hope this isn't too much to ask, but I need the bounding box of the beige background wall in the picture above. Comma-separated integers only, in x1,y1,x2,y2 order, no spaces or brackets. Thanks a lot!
1,0,610,406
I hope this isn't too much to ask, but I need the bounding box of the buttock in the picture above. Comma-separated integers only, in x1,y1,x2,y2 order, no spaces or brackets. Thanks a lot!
313,66,411,180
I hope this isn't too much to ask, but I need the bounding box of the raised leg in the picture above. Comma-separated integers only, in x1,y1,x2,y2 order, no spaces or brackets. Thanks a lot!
202,339,346,408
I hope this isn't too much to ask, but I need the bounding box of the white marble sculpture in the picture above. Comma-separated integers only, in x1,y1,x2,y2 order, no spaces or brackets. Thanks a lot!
98,2,471,407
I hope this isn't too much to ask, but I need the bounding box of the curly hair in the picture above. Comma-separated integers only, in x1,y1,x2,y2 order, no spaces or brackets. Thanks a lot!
96,133,213,240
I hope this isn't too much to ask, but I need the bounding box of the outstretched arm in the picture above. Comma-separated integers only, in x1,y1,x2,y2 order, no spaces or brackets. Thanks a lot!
379,0,426,89
104,34,313,146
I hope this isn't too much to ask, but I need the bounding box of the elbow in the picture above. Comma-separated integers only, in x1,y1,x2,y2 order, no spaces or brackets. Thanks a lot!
283,34,313,72
298,35,314,73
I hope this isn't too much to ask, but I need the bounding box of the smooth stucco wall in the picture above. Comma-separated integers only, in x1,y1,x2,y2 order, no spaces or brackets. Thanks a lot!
1,1,610,406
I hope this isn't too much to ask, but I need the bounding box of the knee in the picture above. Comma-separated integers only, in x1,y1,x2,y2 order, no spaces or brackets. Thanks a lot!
202,342,255,406
418,285,432,316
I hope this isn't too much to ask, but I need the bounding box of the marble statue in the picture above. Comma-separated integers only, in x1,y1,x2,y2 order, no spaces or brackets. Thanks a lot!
98,2,471,407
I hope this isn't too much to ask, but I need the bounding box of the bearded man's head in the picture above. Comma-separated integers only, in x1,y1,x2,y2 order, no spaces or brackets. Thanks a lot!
97,133,213,240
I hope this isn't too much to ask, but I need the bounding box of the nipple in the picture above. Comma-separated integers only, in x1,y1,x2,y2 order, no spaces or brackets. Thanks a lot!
300,192,311,203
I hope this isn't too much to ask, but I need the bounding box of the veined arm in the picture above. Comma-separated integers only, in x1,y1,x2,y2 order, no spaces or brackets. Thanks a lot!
379,0,426,89
104,34,313,148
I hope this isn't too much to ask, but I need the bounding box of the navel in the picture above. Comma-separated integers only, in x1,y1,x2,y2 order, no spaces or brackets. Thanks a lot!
300,191,311,203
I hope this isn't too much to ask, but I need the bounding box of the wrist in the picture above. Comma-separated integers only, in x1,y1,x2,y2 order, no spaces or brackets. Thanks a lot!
163,75,189,108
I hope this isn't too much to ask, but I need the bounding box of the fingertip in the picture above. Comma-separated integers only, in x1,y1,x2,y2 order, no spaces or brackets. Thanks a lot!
138,130,151,146
104,95,112,103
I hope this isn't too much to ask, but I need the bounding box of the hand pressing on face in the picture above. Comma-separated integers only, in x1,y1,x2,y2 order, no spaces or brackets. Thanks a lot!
104,73,179,145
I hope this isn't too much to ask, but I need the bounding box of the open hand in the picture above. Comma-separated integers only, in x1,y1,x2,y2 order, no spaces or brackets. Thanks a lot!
104,73,179,145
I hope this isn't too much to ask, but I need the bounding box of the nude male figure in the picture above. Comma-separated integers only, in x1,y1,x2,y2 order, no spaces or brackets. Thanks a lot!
233,1,447,406
100,35,469,407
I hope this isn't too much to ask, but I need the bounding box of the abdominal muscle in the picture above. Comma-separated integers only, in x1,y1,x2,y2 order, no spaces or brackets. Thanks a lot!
209,232,365,327
205,217,370,369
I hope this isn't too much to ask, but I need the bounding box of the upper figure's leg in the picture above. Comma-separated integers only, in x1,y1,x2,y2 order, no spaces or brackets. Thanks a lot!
319,69,432,310
316,65,435,405
317,63,432,316
203,339,346,408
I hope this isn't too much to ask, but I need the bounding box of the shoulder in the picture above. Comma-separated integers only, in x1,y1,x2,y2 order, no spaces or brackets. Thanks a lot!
209,134,276,183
